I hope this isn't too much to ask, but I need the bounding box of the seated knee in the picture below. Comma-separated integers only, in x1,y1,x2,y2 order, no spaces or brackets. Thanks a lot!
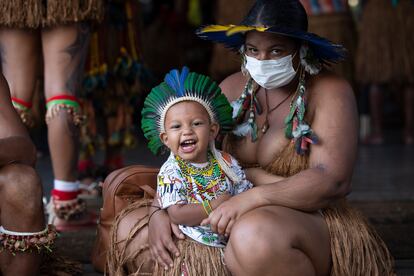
1,164,43,212
228,209,291,263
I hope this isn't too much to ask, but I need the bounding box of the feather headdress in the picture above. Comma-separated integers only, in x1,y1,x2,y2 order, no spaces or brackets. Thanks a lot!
141,67,234,155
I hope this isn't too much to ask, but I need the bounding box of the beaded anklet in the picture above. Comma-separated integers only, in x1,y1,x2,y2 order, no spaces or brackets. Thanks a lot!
11,97,35,128
45,95,85,126
49,198,87,222
0,224,57,254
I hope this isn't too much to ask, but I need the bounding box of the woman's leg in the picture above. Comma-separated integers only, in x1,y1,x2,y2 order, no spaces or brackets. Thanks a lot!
0,28,40,126
0,163,45,276
41,23,93,228
225,206,331,276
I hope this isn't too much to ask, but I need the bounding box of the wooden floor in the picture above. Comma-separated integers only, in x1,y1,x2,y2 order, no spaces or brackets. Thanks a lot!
39,141,414,275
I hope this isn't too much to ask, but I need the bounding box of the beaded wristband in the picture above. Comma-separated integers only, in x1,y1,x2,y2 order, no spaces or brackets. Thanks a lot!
202,200,213,215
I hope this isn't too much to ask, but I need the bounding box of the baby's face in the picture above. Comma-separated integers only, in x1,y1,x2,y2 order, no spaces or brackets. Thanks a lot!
160,101,218,163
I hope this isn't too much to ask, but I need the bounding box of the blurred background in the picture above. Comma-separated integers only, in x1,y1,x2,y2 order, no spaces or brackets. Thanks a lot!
9,0,414,274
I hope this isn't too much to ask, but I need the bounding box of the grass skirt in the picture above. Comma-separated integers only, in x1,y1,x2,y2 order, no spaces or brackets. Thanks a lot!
307,12,357,83
0,0,104,28
355,0,414,84
208,0,254,81
109,199,394,275
322,200,395,275
108,199,230,276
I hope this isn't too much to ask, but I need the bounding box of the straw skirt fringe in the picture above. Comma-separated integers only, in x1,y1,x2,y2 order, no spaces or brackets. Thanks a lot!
0,0,104,28
153,240,230,276
322,200,395,276
355,0,414,84
308,12,357,82
208,0,254,81
108,199,230,276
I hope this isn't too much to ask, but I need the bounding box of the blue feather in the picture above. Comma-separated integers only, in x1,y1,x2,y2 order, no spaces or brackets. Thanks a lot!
164,69,180,95
164,67,189,96
180,67,190,95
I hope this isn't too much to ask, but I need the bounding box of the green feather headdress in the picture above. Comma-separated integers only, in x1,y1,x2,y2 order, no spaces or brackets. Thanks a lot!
141,67,234,155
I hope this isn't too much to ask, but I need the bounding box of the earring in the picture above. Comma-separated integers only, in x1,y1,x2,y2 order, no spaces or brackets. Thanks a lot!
300,44,321,75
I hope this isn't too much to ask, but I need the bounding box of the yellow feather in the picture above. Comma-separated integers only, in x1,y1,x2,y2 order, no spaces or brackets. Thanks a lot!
200,24,236,33
254,26,269,32
200,25,269,36
226,26,268,36
226,26,257,36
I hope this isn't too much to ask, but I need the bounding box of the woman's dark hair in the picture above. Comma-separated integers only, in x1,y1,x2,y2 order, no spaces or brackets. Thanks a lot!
241,0,308,32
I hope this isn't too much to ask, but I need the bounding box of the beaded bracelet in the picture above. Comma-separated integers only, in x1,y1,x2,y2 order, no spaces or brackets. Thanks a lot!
202,200,213,215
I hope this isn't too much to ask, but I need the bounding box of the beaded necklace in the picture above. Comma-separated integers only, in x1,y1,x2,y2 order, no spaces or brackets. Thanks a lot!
231,68,318,155
175,152,226,203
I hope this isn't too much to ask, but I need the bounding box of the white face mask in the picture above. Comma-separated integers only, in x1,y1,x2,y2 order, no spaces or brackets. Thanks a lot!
244,54,297,89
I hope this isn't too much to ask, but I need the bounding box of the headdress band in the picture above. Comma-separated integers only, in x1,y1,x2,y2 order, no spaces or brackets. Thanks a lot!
159,96,216,133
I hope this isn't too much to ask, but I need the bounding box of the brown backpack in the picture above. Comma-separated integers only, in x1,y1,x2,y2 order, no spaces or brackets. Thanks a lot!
90,165,159,273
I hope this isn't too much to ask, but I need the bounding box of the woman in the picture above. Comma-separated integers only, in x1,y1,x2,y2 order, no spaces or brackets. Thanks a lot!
0,0,103,230
111,1,394,275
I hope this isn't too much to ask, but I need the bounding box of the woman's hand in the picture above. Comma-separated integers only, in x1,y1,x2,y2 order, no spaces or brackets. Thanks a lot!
201,191,258,236
210,192,231,209
148,208,185,270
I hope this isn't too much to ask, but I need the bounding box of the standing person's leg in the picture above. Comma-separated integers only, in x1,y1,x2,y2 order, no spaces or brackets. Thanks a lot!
404,85,414,145
41,23,94,229
0,28,40,127
367,84,384,144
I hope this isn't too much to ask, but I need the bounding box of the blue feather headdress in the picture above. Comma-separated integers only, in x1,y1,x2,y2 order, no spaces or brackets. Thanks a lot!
197,0,346,64
141,67,234,155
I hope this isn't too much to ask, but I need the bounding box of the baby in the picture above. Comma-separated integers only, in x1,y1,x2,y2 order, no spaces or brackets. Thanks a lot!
141,67,252,248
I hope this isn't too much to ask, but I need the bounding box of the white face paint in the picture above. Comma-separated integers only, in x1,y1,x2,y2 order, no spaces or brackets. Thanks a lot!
244,54,297,89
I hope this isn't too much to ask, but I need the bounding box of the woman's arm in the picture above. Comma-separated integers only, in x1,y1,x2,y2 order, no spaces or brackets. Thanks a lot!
167,193,231,226
245,167,285,186
203,76,358,234
252,76,358,212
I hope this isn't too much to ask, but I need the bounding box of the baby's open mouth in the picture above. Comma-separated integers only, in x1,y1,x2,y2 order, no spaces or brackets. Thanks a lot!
180,139,197,152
